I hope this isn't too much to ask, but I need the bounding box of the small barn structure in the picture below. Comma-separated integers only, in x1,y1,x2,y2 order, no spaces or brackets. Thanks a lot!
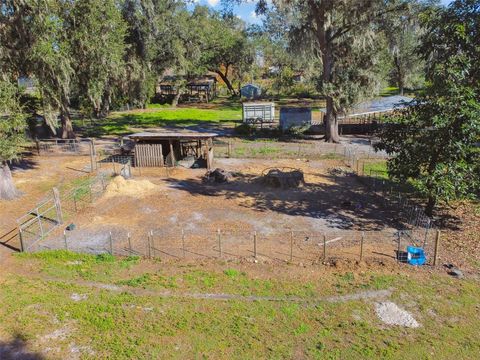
128,131,218,170
242,102,276,127
240,84,262,100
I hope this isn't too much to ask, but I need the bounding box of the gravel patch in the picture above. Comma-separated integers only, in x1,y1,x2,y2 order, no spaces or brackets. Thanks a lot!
375,301,420,328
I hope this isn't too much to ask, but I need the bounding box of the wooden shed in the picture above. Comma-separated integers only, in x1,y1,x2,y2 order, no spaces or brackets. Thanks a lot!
128,131,218,170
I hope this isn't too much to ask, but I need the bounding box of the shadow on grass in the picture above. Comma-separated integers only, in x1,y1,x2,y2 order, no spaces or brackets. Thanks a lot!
0,335,45,360
76,115,237,137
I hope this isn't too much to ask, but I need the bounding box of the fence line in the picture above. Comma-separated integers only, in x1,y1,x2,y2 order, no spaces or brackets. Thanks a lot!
30,226,441,266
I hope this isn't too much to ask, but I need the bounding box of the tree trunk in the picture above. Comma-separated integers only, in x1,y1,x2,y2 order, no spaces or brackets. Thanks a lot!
60,99,75,139
215,70,237,96
172,89,183,107
324,98,340,143
425,196,436,217
0,162,20,200
98,86,112,118
394,55,404,96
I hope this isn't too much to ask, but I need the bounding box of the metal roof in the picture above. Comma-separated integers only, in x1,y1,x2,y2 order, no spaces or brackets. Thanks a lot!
129,131,218,140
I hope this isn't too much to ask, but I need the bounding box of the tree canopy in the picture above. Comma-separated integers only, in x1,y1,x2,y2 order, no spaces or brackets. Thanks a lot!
376,0,480,216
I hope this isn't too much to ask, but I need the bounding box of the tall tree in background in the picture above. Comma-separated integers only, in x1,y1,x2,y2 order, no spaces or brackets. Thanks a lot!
121,0,184,108
67,0,127,118
0,80,26,200
379,1,427,95
199,12,254,96
254,0,407,142
0,0,75,138
376,0,480,216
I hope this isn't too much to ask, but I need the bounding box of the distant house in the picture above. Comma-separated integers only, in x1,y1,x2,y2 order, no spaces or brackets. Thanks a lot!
156,75,217,103
240,84,262,100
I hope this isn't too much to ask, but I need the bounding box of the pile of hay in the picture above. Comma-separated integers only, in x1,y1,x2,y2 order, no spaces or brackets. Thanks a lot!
104,176,158,198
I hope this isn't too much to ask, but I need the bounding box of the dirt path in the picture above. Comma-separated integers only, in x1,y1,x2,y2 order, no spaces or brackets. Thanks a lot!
31,275,393,304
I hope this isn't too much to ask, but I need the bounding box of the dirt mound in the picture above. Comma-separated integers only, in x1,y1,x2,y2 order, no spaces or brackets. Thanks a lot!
262,168,304,188
203,168,233,184
104,176,158,198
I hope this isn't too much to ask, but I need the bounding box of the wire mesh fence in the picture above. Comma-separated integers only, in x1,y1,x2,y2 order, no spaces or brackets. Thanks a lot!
17,173,111,252
214,140,347,160
30,226,441,266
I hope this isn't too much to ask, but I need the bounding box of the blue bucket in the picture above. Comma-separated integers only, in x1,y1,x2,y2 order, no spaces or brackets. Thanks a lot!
406,246,426,266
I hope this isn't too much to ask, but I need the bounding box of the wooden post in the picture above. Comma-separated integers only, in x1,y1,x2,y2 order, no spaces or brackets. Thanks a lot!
64,230,68,250
109,231,113,255
253,231,257,259
182,228,186,258
227,141,232,158
52,187,63,225
323,234,327,261
290,231,294,262
19,227,25,252
433,230,441,266
217,229,222,258
360,232,364,261
35,138,40,155
128,232,132,253
169,140,175,167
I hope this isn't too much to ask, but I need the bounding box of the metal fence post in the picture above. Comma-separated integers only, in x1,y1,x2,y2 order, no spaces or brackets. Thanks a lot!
147,231,152,259
182,228,186,258
109,231,113,255
253,231,257,259
397,232,401,262
433,230,441,266
290,230,294,262
323,234,327,261
217,229,222,258
128,232,132,254
64,230,68,250
360,232,364,261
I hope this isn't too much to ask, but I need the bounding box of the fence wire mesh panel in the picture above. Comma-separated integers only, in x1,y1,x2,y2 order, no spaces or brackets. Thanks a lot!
28,226,406,265
214,140,347,160
17,174,111,252
36,139,92,155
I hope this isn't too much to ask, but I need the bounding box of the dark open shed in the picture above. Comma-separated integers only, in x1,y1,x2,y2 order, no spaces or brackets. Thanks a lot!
128,131,218,170
157,76,218,103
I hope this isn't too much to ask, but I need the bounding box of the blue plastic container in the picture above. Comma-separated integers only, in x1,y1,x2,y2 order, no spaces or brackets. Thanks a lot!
406,246,426,266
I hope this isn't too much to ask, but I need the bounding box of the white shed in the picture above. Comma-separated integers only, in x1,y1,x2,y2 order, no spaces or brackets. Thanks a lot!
242,102,275,124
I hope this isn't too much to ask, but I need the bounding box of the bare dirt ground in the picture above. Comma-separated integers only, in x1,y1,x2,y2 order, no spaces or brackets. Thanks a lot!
38,157,403,264
0,155,91,258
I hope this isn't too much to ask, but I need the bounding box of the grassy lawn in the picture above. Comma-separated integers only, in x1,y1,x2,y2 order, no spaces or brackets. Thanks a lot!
75,105,242,137
1,251,479,359
363,160,388,179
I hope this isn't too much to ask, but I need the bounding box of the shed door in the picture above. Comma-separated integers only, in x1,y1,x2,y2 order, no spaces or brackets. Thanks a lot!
134,143,164,167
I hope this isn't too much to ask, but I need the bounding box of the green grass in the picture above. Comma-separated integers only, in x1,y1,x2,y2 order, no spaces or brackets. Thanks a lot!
363,160,388,179
76,106,242,136
2,251,480,359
